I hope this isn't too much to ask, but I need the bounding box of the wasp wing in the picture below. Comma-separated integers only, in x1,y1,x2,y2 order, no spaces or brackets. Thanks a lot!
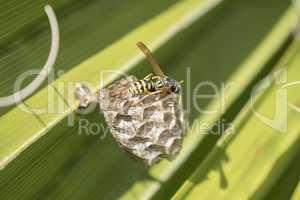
137,42,165,77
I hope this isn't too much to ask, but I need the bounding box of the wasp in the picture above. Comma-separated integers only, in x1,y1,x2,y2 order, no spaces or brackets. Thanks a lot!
129,42,183,96
74,42,186,165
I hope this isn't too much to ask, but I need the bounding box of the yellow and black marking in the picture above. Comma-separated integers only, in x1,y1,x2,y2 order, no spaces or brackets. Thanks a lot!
129,79,155,94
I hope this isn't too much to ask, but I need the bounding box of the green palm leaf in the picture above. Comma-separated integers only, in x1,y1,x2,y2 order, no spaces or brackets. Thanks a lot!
0,0,297,199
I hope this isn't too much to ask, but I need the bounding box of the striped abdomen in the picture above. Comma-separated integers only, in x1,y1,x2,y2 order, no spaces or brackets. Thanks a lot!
128,79,155,94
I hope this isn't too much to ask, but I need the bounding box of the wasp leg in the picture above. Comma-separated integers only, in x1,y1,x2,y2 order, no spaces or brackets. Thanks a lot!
143,73,161,81
132,90,161,105
134,87,172,105
150,75,161,80
75,83,97,108
148,90,162,96
143,73,154,81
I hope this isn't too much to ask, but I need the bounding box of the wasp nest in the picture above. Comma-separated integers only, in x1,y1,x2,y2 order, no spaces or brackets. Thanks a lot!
98,76,186,165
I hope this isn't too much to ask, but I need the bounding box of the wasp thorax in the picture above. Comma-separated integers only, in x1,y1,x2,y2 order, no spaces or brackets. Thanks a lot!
155,77,182,94
98,76,186,165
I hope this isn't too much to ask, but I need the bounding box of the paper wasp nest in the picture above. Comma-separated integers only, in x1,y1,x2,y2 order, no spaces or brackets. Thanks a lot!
98,76,186,165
